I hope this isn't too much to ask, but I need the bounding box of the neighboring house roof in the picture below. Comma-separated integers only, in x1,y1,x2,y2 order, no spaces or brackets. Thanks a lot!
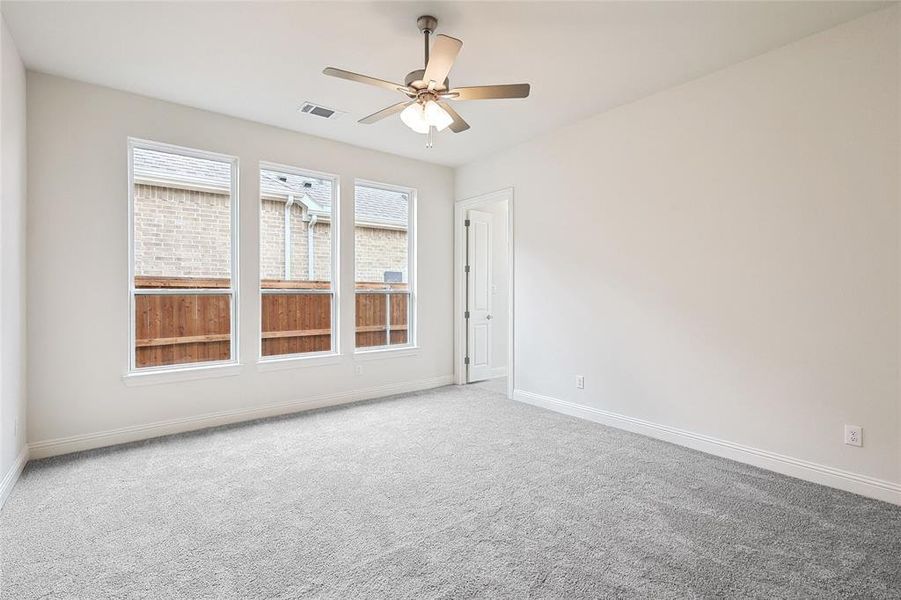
133,147,408,229
354,185,408,229
259,169,331,216
133,147,231,192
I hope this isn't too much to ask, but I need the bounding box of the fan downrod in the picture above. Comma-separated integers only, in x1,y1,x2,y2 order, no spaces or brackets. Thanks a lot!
407,16,449,92
418,15,437,69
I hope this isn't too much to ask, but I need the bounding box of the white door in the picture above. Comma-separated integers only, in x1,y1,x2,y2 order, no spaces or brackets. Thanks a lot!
467,209,493,382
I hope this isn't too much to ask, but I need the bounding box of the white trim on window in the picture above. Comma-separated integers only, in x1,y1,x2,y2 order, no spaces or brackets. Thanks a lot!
257,162,340,365
353,347,420,361
126,138,240,377
256,352,343,372
122,362,243,386
353,178,417,354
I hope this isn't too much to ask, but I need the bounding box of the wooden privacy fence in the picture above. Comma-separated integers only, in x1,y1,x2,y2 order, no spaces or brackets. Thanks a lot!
353,282,409,349
134,276,408,368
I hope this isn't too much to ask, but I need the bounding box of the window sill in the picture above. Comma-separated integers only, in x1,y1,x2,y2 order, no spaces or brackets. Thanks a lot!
122,362,242,386
353,346,419,361
257,353,342,372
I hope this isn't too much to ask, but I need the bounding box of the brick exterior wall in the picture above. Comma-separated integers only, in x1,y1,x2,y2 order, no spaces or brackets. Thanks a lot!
260,198,286,279
135,184,406,283
355,226,408,283
134,184,231,277
312,222,331,280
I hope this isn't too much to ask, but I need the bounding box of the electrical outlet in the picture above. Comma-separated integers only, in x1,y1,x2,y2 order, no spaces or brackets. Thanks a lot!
354,364,363,376
575,375,584,389
844,425,862,447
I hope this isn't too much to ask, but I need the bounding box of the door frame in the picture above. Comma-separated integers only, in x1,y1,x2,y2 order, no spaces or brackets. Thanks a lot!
454,187,514,398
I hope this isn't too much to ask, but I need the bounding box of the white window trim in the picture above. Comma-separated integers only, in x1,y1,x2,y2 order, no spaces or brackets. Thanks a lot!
353,346,420,361
125,138,240,378
353,178,418,355
257,162,341,365
257,352,343,372
122,362,243,386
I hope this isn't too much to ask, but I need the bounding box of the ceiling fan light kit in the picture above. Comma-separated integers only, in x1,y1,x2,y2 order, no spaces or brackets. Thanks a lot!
323,15,531,149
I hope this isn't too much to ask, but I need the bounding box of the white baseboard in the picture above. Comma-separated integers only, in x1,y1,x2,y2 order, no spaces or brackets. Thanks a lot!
0,446,29,510
29,375,454,460
513,389,901,506
489,367,507,379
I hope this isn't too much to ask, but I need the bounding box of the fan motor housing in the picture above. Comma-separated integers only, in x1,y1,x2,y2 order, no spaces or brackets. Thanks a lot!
405,69,449,92
416,15,438,34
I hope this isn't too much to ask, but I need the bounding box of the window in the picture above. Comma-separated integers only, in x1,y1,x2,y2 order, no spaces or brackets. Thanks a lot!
354,181,415,350
128,139,238,371
259,165,337,358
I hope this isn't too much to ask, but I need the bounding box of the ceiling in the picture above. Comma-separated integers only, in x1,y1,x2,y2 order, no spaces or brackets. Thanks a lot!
1,1,889,167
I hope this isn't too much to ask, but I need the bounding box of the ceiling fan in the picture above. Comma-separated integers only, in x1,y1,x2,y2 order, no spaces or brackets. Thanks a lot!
323,15,530,148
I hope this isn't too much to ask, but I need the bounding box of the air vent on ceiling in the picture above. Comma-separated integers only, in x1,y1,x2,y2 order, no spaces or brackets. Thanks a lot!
299,102,343,120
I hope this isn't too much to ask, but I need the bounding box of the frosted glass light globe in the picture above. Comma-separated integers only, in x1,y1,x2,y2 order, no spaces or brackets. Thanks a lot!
400,103,429,134
423,100,453,132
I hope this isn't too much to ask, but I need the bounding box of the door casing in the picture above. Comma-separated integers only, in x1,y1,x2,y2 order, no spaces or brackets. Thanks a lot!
453,188,513,398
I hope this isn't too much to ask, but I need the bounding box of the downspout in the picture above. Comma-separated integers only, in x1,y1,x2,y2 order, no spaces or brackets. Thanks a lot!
307,215,318,281
284,195,294,280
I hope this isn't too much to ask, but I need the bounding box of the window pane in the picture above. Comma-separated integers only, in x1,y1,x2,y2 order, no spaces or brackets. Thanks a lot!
354,183,411,349
260,168,334,357
133,147,232,286
354,186,408,283
131,144,235,370
261,292,332,356
134,293,231,368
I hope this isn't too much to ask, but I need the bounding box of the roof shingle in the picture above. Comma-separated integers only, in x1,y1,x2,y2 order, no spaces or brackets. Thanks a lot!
133,147,408,228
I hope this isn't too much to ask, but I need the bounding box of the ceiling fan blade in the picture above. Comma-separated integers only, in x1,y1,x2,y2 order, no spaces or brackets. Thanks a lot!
359,102,413,124
323,67,407,94
424,34,462,87
448,84,531,100
437,101,470,133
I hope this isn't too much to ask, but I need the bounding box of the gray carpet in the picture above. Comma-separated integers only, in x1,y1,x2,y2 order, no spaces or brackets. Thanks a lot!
2,383,900,599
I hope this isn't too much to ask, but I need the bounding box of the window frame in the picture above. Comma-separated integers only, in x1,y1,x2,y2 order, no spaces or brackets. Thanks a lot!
353,178,418,355
126,137,240,376
257,162,341,364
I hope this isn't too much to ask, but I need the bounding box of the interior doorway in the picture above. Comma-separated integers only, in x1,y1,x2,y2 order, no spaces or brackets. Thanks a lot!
454,189,513,398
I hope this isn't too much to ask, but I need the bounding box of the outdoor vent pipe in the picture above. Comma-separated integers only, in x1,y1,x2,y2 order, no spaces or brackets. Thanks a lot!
284,195,294,280
307,214,318,281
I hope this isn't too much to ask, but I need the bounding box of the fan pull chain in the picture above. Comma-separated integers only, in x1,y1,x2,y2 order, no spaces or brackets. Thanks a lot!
426,125,435,148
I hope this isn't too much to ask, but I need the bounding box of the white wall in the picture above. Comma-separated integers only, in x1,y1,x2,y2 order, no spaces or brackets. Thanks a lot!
0,17,28,492
457,8,901,494
26,73,454,455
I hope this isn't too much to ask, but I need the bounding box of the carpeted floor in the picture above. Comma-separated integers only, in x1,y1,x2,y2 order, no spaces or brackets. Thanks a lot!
2,383,900,599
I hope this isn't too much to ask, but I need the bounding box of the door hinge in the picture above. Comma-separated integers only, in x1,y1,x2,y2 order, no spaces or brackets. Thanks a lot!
464,265,470,273
464,219,471,227
464,356,470,365
464,311,470,319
